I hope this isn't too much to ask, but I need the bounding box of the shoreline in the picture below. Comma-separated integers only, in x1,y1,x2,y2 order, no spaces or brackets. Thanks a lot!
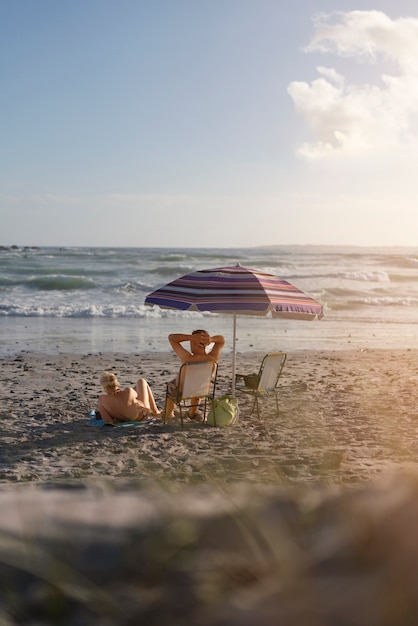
3,315,418,358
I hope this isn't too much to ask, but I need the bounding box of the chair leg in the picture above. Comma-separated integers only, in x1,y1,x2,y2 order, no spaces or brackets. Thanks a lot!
163,394,169,424
255,396,261,420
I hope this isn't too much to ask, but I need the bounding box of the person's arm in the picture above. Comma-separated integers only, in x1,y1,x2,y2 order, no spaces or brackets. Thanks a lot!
98,398,114,424
208,334,225,362
168,333,193,362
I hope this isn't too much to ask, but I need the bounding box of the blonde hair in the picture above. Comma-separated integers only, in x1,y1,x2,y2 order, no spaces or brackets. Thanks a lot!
100,371,119,392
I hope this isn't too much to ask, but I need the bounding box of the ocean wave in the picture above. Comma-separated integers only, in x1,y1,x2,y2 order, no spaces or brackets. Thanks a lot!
341,271,390,282
374,254,418,269
184,251,247,261
0,303,212,319
25,275,97,290
329,295,418,309
145,265,196,277
0,277,15,287
147,262,297,279
114,282,138,293
284,270,390,282
154,250,244,264
360,296,418,306
155,253,190,262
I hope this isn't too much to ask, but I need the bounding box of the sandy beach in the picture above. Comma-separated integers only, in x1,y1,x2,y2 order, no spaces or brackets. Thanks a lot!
2,348,418,486
2,347,418,624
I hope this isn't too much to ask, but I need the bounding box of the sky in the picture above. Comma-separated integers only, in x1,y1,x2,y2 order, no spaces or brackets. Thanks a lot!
2,0,418,248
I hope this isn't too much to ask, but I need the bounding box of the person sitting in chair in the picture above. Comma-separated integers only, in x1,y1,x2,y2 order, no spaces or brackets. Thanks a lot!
166,330,225,420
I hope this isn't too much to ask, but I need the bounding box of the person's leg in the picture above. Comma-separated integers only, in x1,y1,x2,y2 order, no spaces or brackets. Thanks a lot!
164,376,180,419
188,397,201,417
135,378,160,415
165,396,175,418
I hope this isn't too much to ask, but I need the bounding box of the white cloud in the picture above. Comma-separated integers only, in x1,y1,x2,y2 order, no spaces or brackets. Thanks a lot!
288,10,418,158
306,10,418,73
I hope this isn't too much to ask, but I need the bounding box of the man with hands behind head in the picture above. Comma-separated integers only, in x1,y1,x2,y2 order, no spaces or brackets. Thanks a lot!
166,330,225,419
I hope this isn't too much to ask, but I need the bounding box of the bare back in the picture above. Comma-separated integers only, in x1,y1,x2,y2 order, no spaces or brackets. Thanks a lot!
99,387,143,422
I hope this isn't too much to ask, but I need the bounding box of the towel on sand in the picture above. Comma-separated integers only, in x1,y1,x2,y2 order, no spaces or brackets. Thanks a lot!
87,416,157,428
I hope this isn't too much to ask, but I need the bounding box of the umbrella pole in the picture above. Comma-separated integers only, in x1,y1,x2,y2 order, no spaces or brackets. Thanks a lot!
232,312,236,397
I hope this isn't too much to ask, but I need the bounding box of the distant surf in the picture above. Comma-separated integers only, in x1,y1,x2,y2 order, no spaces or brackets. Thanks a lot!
1,244,418,355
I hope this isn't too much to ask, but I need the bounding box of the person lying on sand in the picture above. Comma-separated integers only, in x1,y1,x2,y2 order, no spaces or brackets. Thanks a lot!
98,372,161,425
165,330,225,420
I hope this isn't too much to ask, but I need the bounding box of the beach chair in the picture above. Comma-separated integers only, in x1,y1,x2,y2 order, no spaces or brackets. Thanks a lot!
164,360,218,427
235,352,287,419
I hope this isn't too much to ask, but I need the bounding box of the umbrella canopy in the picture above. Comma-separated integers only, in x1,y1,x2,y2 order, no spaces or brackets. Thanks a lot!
145,265,323,395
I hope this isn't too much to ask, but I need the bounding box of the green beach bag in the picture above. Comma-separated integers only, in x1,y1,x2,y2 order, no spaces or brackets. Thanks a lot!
207,395,239,427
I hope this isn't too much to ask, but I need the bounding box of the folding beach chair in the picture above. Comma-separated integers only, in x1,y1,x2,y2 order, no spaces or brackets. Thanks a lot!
235,352,287,419
164,360,218,427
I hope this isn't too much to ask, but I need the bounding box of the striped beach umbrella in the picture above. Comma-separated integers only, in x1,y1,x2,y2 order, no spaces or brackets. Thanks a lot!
145,265,323,395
